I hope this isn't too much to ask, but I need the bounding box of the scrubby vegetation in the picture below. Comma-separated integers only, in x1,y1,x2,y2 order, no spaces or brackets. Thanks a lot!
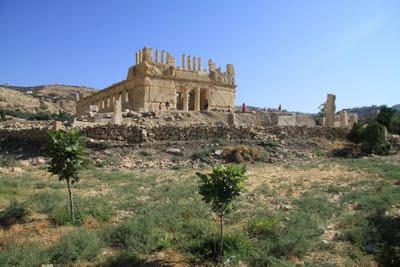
0,108,74,121
0,151,399,266
347,105,397,155
0,200,29,227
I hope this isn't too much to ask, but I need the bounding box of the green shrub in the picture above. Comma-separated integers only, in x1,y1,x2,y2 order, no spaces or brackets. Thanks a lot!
80,196,113,222
293,194,337,220
339,180,400,266
339,214,374,247
139,150,152,157
49,196,113,225
0,200,29,227
330,147,352,158
389,114,400,134
0,109,74,121
272,211,323,258
105,217,163,253
378,243,400,267
347,123,365,144
49,206,77,226
190,232,253,263
171,164,182,170
0,110,5,121
34,181,47,189
361,122,391,155
248,216,282,238
104,251,143,267
30,191,64,214
247,196,336,262
247,255,294,267
341,181,400,217
376,106,396,128
347,122,391,155
0,243,49,267
50,229,102,264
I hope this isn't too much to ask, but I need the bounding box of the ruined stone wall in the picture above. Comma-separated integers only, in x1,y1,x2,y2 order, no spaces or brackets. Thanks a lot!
255,112,316,127
295,114,316,126
0,128,48,143
0,125,349,144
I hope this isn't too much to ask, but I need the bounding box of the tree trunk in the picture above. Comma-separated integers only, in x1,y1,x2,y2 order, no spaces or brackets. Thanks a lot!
220,214,224,261
67,180,75,221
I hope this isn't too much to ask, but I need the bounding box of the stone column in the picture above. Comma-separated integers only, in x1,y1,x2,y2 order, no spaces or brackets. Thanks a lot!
142,47,152,63
182,54,186,69
155,49,159,63
227,112,237,126
197,57,201,71
111,99,123,125
187,56,191,71
139,50,143,64
339,110,348,127
208,59,216,71
193,56,197,71
325,94,336,127
194,88,200,111
53,121,62,131
182,90,189,111
110,96,114,110
135,52,139,65
167,53,175,66
161,50,165,64
349,114,358,125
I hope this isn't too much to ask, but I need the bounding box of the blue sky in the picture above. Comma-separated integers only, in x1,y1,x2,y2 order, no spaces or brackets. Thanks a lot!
1,0,399,112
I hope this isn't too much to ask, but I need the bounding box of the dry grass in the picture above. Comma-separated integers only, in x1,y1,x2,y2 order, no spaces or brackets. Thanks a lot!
1,155,399,266
223,144,266,163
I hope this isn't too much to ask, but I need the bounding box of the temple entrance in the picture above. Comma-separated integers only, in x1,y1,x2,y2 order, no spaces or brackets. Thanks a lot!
176,92,183,110
200,89,209,110
188,90,195,110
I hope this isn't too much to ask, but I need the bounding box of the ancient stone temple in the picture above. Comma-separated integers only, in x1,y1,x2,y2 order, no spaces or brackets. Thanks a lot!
76,47,237,115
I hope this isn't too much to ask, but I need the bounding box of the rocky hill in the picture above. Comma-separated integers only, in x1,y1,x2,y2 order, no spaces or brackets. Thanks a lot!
0,84,96,114
344,104,399,123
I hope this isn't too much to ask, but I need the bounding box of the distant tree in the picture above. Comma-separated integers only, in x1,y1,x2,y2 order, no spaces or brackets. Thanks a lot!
196,165,247,261
361,122,391,155
56,110,74,122
376,106,396,128
347,122,365,144
318,102,327,117
46,129,86,221
389,114,400,134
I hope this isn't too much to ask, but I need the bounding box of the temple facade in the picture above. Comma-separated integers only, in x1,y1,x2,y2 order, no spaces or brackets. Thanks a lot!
76,47,237,115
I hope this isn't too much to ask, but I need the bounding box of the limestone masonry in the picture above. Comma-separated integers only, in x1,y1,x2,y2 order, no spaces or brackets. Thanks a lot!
76,47,236,115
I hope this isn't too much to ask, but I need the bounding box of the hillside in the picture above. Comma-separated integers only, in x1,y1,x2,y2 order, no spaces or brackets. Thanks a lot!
0,84,96,114
344,104,400,123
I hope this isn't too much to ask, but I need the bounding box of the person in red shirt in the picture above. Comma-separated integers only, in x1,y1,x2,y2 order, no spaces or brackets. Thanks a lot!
242,102,246,112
